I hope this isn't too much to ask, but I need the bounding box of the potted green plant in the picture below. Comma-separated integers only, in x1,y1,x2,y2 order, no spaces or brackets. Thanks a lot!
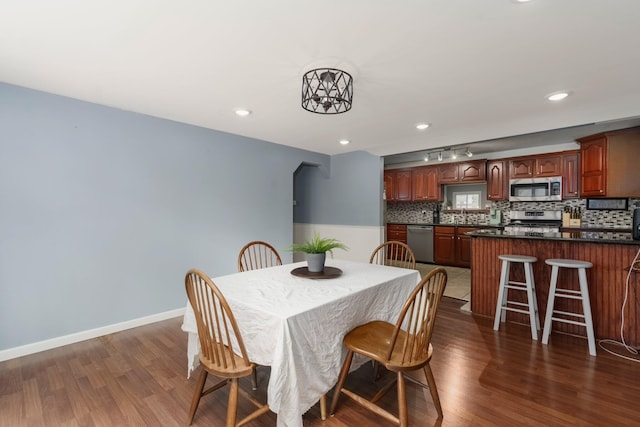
286,232,348,272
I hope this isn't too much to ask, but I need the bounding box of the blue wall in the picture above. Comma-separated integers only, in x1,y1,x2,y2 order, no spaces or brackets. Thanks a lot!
294,151,383,225
0,83,339,350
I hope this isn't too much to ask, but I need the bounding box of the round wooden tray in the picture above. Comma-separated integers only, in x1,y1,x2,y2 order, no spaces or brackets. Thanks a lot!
290,266,343,279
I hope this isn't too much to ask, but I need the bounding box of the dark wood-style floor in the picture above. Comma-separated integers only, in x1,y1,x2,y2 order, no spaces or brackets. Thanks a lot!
2,297,639,426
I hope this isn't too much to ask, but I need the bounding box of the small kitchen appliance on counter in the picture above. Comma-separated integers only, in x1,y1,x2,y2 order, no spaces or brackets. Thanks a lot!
489,209,502,225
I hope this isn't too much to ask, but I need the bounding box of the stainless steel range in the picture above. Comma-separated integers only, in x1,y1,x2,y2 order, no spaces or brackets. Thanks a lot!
504,210,562,234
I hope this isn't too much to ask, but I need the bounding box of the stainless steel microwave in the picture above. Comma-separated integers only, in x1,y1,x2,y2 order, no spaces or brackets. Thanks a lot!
509,177,562,202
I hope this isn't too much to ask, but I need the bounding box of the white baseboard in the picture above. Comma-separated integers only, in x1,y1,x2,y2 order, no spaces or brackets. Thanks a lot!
0,307,185,362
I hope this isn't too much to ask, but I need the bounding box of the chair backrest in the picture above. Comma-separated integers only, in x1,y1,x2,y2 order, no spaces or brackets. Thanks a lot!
237,241,283,272
185,269,252,375
386,267,447,369
369,241,416,270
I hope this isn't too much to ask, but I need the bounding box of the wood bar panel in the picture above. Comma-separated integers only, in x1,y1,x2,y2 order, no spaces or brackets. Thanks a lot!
471,236,640,346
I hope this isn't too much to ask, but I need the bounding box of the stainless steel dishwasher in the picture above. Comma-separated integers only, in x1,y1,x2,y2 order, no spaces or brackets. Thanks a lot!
407,225,434,263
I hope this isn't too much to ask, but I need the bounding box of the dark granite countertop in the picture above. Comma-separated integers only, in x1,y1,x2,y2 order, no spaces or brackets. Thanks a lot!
387,222,504,228
468,229,640,245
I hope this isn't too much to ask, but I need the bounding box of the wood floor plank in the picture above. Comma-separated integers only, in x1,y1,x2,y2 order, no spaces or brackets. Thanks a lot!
2,297,640,426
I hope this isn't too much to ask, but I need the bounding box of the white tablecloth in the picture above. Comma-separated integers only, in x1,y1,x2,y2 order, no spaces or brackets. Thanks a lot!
181,259,421,427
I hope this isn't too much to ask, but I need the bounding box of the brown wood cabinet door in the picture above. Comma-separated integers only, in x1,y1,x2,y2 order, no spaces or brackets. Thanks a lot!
459,160,486,182
395,170,413,201
384,171,395,201
425,167,441,201
580,138,607,196
535,155,562,177
438,164,458,183
487,160,508,200
411,167,429,201
562,152,580,198
434,228,456,265
457,235,472,268
386,224,407,243
509,159,534,178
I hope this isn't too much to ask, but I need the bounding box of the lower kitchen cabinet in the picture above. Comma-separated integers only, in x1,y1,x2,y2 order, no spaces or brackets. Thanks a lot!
386,224,407,243
435,226,483,268
434,227,456,265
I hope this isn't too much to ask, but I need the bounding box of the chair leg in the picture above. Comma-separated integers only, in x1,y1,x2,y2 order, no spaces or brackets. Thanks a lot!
397,371,408,427
424,363,443,418
251,368,258,390
187,369,208,425
226,378,239,427
330,350,354,415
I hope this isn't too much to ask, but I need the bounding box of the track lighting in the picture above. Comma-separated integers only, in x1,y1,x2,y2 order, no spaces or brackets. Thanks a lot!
465,148,473,157
451,150,458,160
437,152,443,162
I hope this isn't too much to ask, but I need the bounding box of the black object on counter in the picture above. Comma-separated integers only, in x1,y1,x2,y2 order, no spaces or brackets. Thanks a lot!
433,205,440,224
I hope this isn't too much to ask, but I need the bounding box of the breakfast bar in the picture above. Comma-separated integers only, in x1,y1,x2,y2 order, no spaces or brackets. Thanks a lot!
468,230,640,347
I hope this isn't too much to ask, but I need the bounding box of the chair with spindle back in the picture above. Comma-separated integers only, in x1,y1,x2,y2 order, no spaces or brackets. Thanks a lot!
237,241,283,272
369,241,417,270
185,269,270,426
330,267,448,425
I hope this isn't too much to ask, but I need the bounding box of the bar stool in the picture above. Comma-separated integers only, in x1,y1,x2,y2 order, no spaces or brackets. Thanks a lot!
542,259,596,356
493,255,540,340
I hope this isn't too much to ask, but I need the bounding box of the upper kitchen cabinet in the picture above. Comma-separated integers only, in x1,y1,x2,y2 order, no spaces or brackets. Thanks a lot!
412,166,441,201
438,160,486,184
577,127,640,197
535,155,562,177
509,155,561,179
509,158,534,179
486,160,508,200
562,151,580,199
384,169,412,201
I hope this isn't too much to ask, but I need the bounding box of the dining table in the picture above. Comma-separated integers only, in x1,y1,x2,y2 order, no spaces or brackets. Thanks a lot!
181,258,421,427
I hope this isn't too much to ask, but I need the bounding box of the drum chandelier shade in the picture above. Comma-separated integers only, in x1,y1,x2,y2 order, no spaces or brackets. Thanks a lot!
301,68,353,114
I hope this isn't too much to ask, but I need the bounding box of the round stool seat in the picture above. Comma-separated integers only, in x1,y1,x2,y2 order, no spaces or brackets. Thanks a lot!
545,259,592,269
499,254,537,263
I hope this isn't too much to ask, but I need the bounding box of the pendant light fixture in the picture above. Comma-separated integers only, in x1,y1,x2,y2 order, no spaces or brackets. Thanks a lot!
302,68,353,114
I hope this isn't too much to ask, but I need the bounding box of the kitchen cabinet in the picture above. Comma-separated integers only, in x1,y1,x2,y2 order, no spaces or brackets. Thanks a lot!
434,226,483,268
562,152,580,199
456,227,478,268
509,159,534,179
578,127,640,197
487,160,508,200
384,169,412,201
434,227,456,265
438,160,486,184
386,224,407,243
412,166,441,201
535,155,562,177
509,155,562,179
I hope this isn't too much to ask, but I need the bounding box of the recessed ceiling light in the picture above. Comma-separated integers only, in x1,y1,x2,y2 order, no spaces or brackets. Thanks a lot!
234,108,251,117
339,139,350,145
546,91,570,102
512,0,534,3
416,123,430,130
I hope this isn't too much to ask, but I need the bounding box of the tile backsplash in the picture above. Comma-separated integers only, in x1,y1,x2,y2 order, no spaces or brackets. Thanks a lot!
386,198,640,229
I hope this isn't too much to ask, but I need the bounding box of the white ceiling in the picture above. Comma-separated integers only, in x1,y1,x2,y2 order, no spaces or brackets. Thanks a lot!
2,1,640,159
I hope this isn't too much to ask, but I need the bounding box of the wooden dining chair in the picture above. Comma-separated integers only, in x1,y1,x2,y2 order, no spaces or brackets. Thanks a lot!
370,241,416,270
185,269,270,427
329,267,448,426
237,241,283,272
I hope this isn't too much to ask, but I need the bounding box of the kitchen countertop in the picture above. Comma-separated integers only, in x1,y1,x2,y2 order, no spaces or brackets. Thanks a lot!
468,228,640,245
388,222,504,228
